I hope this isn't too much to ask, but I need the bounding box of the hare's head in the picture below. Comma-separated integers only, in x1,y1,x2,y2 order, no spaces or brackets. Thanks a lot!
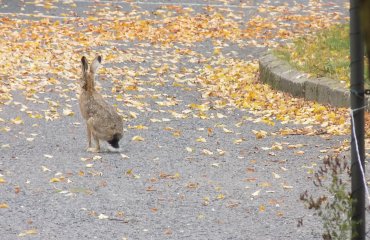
80,56,102,90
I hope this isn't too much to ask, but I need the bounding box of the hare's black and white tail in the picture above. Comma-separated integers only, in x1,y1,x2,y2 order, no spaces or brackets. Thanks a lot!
107,133,122,151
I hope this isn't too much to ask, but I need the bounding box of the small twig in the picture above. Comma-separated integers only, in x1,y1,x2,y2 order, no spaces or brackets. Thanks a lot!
108,218,129,223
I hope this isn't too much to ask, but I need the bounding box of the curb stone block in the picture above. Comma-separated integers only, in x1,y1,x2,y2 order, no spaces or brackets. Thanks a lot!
317,77,347,107
258,52,370,110
279,68,306,98
259,54,306,98
316,78,334,105
332,87,350,107
260,53,277,64
304,78,319,102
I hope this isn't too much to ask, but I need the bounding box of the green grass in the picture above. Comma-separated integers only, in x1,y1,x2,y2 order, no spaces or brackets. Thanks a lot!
273,24,368,86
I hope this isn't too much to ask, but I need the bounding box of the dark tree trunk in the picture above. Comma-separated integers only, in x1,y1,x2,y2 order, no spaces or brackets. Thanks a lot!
360,0,370,77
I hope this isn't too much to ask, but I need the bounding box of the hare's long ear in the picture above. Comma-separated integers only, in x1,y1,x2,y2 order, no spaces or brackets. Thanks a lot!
90,56,102,74
81,56,89,74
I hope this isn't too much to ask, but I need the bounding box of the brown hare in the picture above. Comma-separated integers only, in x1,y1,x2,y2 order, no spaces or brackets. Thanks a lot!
79,56,123,152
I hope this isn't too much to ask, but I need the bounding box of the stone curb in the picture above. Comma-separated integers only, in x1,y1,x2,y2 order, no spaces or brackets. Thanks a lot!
258,52,366,109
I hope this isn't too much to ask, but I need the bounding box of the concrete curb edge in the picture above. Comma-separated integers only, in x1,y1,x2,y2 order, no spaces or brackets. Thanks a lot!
258,52,369,110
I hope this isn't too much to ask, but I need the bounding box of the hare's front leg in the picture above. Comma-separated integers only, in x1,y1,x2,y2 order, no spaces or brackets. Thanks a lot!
86,123,92,150
92,134,101,153
86,134,100,153
86,118,100,153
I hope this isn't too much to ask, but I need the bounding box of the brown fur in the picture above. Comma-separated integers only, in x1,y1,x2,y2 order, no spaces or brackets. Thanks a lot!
79,56,123,152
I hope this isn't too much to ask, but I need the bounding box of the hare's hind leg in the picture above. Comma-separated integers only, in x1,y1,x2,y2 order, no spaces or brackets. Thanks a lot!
86,122,92,150
92,134,100,152
86,118,100,153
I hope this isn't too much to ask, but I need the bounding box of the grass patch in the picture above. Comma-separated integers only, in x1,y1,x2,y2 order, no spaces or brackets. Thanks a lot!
273,24,368,86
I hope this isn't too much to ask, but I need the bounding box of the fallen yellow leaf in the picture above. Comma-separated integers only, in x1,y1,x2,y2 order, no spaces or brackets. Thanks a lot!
252,189,261,196
132,136,144,141
295,151,305,155
98,213,109,220
259,204,266,212
216,113,227,118
202,149,213,155
18,229,38,237
62,108,74,116
129,125,148,130
41,166,51,172
186,147,193,152
50,178,61,183
233,138,244,144
11,116,23,125
196,137,206,143
272,172,281,179
217,149,226,155
223,128,233,133
260,182,271,187
252,130,267,139
217,194,225,200
0,203,9,208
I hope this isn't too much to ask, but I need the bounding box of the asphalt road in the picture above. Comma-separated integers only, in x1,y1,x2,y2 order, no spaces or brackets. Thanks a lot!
0,1,360,240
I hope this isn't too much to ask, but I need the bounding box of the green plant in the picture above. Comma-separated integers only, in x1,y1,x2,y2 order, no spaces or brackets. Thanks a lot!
274,24,369,86
300,154,354,240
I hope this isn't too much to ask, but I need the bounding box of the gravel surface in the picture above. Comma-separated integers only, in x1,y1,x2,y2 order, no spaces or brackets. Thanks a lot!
0,1,362,240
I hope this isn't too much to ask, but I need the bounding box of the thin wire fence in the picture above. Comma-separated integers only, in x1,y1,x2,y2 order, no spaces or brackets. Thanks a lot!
350,104,370,206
